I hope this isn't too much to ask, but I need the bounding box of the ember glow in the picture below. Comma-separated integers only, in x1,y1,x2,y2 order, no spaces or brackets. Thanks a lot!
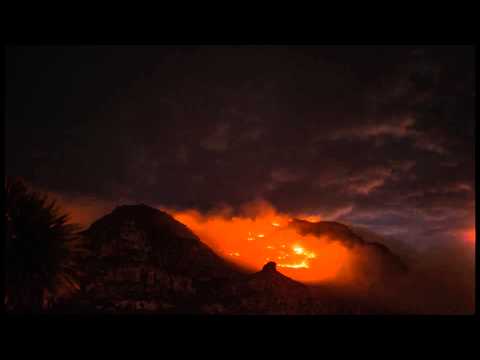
463,228,476,244
166,202,352,283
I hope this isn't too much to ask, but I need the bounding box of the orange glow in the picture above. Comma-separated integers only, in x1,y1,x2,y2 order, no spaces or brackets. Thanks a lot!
463,228,475,243
298,214,322,223
166,202,352,283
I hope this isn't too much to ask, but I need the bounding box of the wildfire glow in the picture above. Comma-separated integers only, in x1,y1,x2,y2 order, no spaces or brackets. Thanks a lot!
278,260,309,269
293,246,304,255
463,228,475,244
166,201,352,283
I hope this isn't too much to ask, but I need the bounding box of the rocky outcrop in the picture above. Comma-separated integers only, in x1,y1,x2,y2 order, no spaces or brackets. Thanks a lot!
206,262,313,314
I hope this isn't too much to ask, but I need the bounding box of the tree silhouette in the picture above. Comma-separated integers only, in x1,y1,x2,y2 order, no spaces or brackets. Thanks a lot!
5,177,84,312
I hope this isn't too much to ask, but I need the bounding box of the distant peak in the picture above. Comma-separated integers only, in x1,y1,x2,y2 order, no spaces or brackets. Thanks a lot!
115,203,153,210
112,204,160,214
262,261,277,273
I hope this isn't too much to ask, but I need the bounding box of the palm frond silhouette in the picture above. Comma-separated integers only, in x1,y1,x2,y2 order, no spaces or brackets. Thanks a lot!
5,177,85,312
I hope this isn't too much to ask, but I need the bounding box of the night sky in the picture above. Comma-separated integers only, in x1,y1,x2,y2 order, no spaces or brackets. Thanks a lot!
5,45,475,248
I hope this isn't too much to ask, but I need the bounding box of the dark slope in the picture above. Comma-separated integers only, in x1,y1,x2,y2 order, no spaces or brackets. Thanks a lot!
82,204,241,277
75,204,244,312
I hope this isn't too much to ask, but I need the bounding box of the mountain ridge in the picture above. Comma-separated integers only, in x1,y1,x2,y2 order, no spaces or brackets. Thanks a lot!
66,204,409,314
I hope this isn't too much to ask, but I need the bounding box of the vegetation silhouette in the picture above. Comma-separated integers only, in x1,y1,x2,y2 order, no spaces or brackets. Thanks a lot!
5,177,84,312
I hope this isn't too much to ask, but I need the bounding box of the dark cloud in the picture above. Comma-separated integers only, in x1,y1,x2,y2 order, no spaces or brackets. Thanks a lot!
200,122,231,152
6,45,475,250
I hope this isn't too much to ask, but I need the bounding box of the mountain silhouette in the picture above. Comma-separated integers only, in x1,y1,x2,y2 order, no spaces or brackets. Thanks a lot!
55,204,409,314
76,204,243,313
290,219,408,275
82,204,240,277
